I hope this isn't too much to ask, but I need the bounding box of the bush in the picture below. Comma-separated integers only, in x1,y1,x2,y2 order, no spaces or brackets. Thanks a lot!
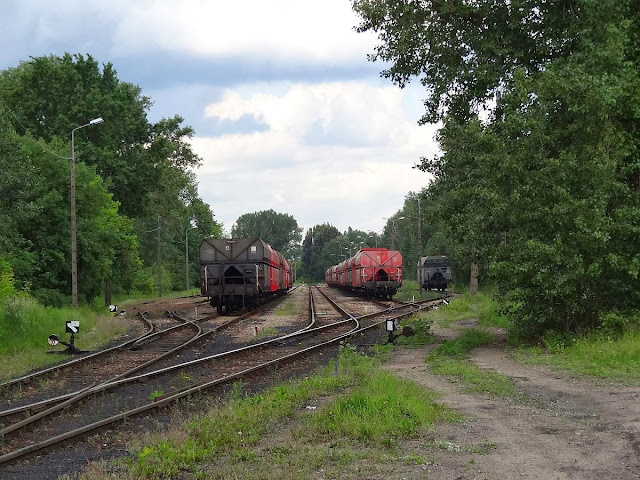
0,295,40,338
32,288,69,308
131,267,156,294
599,310,640,339
0,258,16,302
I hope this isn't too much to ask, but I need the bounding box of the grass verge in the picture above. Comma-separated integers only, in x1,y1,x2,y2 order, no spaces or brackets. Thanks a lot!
515,329,640,382
428,290,510,329
0,297,134,381
88,345,460,479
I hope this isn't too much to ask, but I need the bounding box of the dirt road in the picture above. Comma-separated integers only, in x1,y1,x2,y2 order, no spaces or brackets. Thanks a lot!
382,328,640,479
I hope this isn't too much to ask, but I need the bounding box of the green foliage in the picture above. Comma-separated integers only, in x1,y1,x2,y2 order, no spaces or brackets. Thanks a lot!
306,370,459,445
231,209,303,259
599,311,640,339
149,390,164,401
395,314,433,346
0,294,131,381
354,0,640,338
0,257,16,302
0,53,222,305
301,223,341,281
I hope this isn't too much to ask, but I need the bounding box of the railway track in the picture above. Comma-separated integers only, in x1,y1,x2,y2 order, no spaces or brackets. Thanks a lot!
0,286,444,465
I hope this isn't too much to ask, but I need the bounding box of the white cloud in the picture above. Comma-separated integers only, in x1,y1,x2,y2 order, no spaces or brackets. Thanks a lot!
191,81,437,233
204,82,415,147
110,0,375,63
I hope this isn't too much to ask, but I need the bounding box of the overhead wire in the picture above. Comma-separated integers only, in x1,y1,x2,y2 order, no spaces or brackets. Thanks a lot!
0,97,71,160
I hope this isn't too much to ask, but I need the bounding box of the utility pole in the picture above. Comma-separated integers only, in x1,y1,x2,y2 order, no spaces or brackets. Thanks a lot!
70,117,103,307
185,227,189,291
418,196,423,297
157,215,162,298
417,197,422,259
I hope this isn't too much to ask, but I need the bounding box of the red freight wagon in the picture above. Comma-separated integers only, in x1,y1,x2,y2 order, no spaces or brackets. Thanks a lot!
325,247,402,299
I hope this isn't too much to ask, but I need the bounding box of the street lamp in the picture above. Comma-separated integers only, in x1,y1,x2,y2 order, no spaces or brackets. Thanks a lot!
70,117,103,307
185,219,197,290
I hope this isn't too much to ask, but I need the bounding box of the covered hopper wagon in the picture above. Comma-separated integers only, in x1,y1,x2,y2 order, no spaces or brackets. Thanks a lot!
325,247,402,299
200,237,291,313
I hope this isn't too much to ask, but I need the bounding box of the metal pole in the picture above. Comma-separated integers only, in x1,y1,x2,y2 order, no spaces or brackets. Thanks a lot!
70,129,78,307
418,197,423,298
391,220,396,250
185,228,189,290
69,118,103,307
418,197,422,257
157,215,162,298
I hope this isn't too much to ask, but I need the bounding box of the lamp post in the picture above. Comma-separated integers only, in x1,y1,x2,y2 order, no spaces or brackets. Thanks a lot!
70,117,103,307
185,219,197,290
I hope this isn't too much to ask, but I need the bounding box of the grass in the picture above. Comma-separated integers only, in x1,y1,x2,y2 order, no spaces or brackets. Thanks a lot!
273,297,297,316
0,296,133,380
515,329,640,382
428,289,510,329
100,288,201,310
425,329,519,398
395,314,435,346
0,288,198,381
394,280,445,302
82,345,460,479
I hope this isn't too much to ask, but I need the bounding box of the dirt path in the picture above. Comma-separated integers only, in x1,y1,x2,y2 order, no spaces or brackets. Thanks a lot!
382,337,640,479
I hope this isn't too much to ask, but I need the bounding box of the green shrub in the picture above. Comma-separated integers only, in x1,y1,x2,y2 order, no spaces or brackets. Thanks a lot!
0,258,16,302
599,310,640,339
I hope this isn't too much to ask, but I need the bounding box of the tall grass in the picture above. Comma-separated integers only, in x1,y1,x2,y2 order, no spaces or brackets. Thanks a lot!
429,290,510,329
516,329,640,381
305,366,459,445
0,296,131,380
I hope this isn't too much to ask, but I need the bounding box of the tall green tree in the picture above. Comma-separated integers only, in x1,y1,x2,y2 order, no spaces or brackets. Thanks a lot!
301,224,341,281
354,0,640,337
231,209,302,259
0,53,220,302
0,104,139,305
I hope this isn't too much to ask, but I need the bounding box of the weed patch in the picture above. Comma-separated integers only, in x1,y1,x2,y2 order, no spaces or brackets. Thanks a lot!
426,329,518,398
130,346,459,478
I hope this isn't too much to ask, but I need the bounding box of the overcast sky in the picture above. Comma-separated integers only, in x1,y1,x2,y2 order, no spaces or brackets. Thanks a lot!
1,0,438,235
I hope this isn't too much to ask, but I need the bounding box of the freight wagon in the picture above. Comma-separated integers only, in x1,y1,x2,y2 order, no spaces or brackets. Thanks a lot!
200,237,291,313
417,255,451,291
325,248,402,299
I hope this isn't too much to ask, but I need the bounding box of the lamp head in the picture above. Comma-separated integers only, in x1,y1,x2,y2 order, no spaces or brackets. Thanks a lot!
89,117,104,125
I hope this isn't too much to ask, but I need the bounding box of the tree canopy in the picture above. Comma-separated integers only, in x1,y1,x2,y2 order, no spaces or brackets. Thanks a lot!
231,209,302,259
354,0,640,338
0,53,221,304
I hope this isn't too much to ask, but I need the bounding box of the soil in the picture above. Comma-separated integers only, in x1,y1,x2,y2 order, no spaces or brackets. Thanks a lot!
382,324,640,480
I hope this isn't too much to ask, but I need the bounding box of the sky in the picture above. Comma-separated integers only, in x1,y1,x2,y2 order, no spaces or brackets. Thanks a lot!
0,0,439,236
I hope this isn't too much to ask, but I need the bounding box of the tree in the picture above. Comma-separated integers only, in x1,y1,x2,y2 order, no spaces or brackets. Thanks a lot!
0,53,220,302
354,0,640,337
231,209,302,259
301,224,341,281
0,104,139,305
